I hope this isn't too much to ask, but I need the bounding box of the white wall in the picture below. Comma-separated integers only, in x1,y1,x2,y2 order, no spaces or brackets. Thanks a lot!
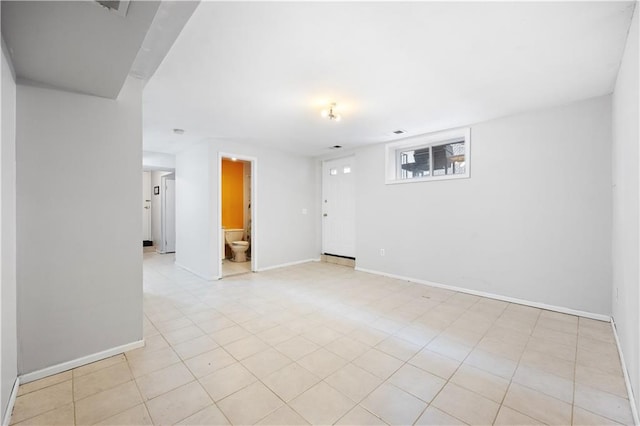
16,78,143,375
175,143,216,279
352,96,612,315
176,140,317,279
143,151,175,170
1,40,17,423
612,3,639,414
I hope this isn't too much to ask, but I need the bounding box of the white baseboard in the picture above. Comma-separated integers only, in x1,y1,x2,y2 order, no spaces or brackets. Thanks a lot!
611,318,640,425
174,262,217,281
19,340,144,385
2,377,19,426
257,258,320,272
354,266,610,322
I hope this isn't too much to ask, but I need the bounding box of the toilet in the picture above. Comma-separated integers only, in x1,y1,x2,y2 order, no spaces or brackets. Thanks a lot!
224,229,249,262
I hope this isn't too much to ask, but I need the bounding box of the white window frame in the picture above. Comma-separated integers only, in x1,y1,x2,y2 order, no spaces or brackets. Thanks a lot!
385,127,471,184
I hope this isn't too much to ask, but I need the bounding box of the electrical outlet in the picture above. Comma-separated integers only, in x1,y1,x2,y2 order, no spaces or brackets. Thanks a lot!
379,248,385,256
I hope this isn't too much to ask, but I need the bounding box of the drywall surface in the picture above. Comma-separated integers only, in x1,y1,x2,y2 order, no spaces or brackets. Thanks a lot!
175,143,216,279
355,96,612,315
143,151,175,170
16,78,143,374
612,3,639,413
175,140,317,279
1,39,17,422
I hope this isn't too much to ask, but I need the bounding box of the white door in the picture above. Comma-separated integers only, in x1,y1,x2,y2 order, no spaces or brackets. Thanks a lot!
142,172,151,241
163,178,176,253
322,156,356,258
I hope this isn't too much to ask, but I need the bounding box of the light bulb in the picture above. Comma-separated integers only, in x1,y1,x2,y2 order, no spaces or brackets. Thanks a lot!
321,109,329,118
334,115,341,122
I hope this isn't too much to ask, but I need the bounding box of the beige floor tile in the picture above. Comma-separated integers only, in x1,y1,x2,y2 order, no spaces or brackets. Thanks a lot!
146,381,213,425
512,365,574,403
12,403,74,426
348,326,389,346
575,364,628,398
136,362,195,401
520,349,576,380
335,406,386,425
577,346,623,376
10,381,72,424
217,382,283,425
375,335,422,361
450,364,509,403
154,316,194,333
290,381,355,425
431,382,499,426
209,325,251,346
256,324,297,346
73,354,126,378
126,347,181,378
95,403,152,425
176,405,230,425
301,325,344,346
493,406,539,425
415,406,467,425
262,363,320,402
503,383,572,425
324,336,370,361
574,384,633,425
409,349,461,380
197,317,236,334
426,336,473,362
17,372,72,397
394,324,438,346
274,336,320,360
533,326,578,348
463,349,518,380
74,361,133,401
241,348,293,378
297,348,348,378
198,362,257,402
256,405,310,425
172,335,219,360
352,348,403,379
184,348,236,378
361,382,427,425
223,335,270,360
325,363,383,402
388,364,446,403
75,380,142,425
525,335,576,362
572,406,624,426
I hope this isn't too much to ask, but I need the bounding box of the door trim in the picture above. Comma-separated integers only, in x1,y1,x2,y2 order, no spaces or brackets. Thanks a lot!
218,152,258,277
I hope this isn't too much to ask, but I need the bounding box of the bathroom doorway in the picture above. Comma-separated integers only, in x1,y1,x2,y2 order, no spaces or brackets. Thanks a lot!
219,154,256,277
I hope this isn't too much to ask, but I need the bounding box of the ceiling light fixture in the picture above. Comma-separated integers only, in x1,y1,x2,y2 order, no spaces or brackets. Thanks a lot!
321,103,341,122
173,128,185,135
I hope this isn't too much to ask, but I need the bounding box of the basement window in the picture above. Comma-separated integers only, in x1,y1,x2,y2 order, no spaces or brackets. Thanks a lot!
385,128,470,184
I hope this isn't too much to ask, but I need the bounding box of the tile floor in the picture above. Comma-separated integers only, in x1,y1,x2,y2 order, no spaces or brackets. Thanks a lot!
221,259,251,277
9,252,635,425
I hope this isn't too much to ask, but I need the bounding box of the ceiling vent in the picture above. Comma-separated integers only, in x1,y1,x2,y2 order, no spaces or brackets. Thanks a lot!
330,145,343,149
95,0,130,17
393,129,406,135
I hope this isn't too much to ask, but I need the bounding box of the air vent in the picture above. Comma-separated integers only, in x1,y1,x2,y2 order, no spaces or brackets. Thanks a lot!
393,129,406,135
330,145,343,149
95,0,130,17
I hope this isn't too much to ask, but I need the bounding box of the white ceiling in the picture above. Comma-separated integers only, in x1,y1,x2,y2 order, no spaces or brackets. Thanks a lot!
2,0,160,98
143,1,635,156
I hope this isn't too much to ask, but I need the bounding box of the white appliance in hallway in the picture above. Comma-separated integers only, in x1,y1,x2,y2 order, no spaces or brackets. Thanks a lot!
322,156,356,258
162,175,176,253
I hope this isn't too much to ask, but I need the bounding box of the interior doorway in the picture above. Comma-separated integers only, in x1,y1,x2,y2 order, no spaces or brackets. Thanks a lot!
219,154,256,277
322,156,356,259
161,174,176,253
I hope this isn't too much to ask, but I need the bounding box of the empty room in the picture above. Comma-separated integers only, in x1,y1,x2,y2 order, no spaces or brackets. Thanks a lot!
1,1,638,425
